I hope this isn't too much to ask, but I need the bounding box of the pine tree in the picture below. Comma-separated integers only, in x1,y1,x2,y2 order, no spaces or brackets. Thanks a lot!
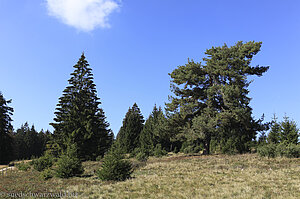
140,105,168,152
0,92,14,164
280,115,299,144
267,114,281,144
50,53,111,160
166,41,269,154
117,103,144,153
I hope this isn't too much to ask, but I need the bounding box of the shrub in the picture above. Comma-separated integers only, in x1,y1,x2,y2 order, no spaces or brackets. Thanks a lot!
97,148,133,181
33,154,53,172
16,162,31,171
129,147,141,158
275,143,287,157
55,154,84,178
136,151,149,162
183,145,194,154
55,145,84,178
257,144,277,158
180,142,203,154
40,168,54,180
285,144,300,158
258,143,300,158
153,144,167,157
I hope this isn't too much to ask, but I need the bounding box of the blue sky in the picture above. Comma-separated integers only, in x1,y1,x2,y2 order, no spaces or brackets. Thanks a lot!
0,0,300,135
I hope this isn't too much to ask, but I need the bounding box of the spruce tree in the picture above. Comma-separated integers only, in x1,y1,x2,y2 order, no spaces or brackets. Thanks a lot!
140,105,168,152
267,114,281,144
14,123,49,159
166,41,269,154
280,115,299,144
0,92,14,164
50,53,111,160
117,103,144,153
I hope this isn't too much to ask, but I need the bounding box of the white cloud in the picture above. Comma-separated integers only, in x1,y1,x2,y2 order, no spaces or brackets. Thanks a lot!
46,0,120,32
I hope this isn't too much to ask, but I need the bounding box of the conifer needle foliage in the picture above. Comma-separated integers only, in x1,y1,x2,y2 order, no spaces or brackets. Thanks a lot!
116,103,144,153
0,92,14,164
166,41,269,154
50,53,113,160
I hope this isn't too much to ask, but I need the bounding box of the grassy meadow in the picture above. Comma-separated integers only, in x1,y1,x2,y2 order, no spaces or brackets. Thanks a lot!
0,153,299,199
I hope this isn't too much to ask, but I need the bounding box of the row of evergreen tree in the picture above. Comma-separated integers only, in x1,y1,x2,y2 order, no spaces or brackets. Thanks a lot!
0,112,50,164
1,41,299,165
259,114,299,145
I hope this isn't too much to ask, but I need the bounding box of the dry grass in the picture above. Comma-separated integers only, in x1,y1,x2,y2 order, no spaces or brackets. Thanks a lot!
1,154,299,198
67,154,300,199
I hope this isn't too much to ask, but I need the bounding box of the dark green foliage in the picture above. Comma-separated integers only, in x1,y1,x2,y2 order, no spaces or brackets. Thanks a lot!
166,41,269,154
97,144,133,181
16,162,31,171
275,143,300,158
140,105,169,152
55,144,84,178
267,114,281,144
14,123,50,160
180,141,203,154
275,143,288,157
135,150,149,162
117,103,144,153
258,143,300,158
284,144,300,158
153,144,168,157
130,147,145,158
279,115,299,144
258,132,267,146
50,53,111,160
33,154,53,172
0,92,14,164
257,144,277,158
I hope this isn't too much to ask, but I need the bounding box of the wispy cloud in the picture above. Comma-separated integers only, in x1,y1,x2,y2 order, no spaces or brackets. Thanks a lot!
46,0,120,32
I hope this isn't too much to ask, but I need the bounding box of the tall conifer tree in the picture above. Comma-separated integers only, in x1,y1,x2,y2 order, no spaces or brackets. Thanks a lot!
50,53,111,160
140,105,168,151
117,103,144,153
166,41,269,154
0,92,14,164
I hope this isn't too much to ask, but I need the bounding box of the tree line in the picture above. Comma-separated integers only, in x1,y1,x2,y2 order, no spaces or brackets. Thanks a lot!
0,115,51,164
1,41,299,166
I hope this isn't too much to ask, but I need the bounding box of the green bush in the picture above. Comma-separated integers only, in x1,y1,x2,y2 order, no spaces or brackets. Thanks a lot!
257,144,277,158
285,144,300,158
16,162,31,171
55,154,84,178
258,143,300,158
55,145,84,178
136,151,149,162
183,145,194,154
129,147,141,158
40,168,54,180
275,143,287,157
97,149,133,181
33,154,53,172
153,144,167,157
